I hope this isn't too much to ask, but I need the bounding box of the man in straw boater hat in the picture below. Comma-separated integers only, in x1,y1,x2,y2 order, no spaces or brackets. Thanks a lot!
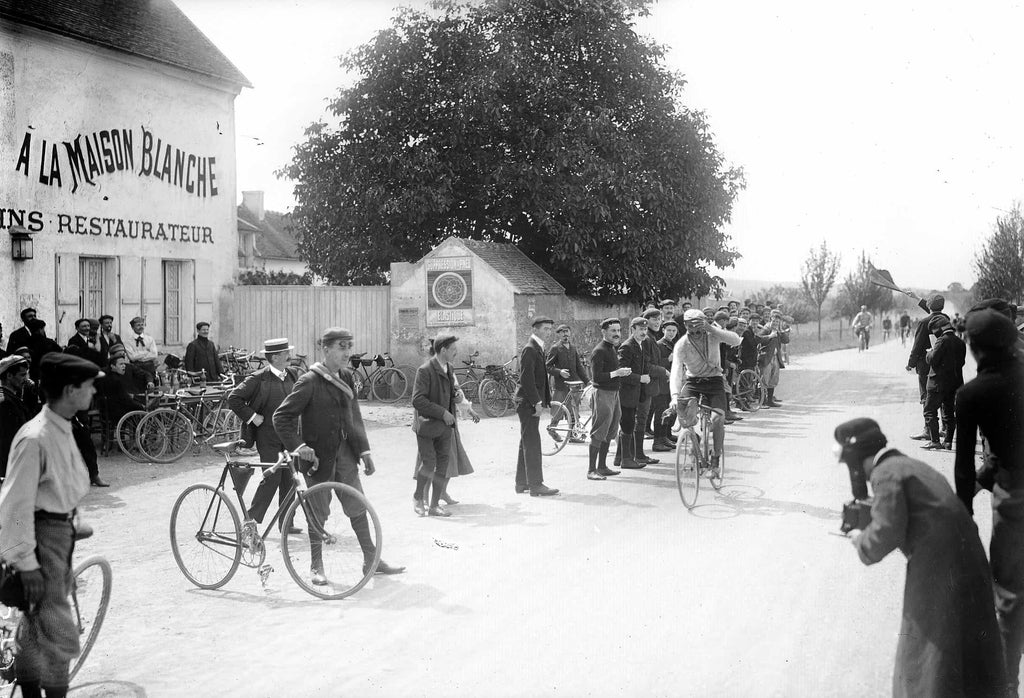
0,353,104,697
834,417,1006,697
228,338,302,533
274,328,405,584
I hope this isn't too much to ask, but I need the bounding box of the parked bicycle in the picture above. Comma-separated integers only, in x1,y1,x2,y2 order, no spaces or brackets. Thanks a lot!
0,532,112,695
133,381,242,463
169,441,382,600
733,366,765,413
348,352,409,403
478,356,520,418
673,395,725,509
451,351,487,403
541,381,594,455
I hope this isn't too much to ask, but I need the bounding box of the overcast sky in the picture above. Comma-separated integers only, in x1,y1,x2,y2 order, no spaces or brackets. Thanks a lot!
177,0,1024,290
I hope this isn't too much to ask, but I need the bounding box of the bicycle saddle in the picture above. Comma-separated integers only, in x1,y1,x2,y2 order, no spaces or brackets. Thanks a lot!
212,440,247,453
564,380,585,387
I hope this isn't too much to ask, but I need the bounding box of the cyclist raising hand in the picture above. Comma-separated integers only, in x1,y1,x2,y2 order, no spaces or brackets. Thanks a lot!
669,310,742,477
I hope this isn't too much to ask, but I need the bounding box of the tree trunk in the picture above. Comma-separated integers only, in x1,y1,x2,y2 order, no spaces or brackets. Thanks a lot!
817,307,822,341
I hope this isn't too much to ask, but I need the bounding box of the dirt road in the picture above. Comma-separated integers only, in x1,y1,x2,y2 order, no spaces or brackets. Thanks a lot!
71,336,1001,697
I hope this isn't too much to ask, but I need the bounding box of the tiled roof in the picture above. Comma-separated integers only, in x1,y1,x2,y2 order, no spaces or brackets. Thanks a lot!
237,206,300,260
0,0,251,88
458,238,564,295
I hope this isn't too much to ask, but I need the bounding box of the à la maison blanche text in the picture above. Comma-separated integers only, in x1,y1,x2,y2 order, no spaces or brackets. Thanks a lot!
1,208,213,244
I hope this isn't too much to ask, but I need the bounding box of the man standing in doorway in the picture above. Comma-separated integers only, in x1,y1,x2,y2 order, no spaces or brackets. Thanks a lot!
514,316,559,496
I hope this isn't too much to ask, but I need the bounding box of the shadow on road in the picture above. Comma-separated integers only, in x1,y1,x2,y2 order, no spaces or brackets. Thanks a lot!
430,502,544,527
71,680,148,697
704,484,837,522
556,491,657,509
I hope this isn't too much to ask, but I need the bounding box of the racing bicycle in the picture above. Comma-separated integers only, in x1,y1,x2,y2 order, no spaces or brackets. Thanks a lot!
674,394,725,509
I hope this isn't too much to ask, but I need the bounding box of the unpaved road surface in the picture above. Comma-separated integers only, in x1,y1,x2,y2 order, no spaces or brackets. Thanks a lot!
69,337,1006,697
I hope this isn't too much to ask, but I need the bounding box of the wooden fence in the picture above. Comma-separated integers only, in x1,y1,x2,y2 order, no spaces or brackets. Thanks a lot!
224,285,391,359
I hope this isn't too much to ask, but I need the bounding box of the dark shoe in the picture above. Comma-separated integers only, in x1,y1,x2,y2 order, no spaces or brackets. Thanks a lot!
637,455,659,465
725,412,743,422
546,427,563,443
279,523,302,535
311,567,328,586
530,485,560,497
90,477,110,487
414,499,427,516
909,432,930,441
596,467,620,477
440,493,459,506
706,454,721,480
587,471,606,481
620,460,646,469
515,484,530,494
943,443,953,451
921,441,944,450
364,559,406,576
427,505,452,517
652,440,674,452
764,399,781,408
666,433,678,443
645,428,655,437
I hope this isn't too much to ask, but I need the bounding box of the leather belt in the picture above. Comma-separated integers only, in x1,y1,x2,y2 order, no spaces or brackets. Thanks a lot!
34,509,75,522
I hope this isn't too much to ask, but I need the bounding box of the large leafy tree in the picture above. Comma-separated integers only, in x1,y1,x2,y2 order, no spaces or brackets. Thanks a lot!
834,251,894,318
281,0,743,297
974,204,1024,302
800,241,841,340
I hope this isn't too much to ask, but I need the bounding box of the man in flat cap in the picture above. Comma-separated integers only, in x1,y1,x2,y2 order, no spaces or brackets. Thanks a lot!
184,322,223,384
274,328,404,584
545,324,589,443
613,317,651,469
906,293,948,440
0,353,102,697
954,309,1024,690
0,355,32,477
514,316,559,496
636,309,668,462
835,417,1006,697
229,338,301,532
586,318,630,479
658,299,677,323
920,315,965,451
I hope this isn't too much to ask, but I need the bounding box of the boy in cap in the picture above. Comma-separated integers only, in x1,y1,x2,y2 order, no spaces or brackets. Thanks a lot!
0,353,102,697
274,328,404,581
0,356,32,477
514,316,559,496
835,417,1006,697
954,309,1024,689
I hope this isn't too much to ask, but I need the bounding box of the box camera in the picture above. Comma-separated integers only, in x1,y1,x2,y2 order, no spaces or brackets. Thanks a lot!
840,498,873,534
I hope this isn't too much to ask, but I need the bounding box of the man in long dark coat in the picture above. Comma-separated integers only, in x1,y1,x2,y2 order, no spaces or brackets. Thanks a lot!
837,417,1006,697
184,322,223,382
513,316,558,496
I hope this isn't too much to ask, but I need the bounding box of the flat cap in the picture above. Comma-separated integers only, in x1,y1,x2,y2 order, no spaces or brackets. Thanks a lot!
642,308,662,320
432,333,458,352
629,316,648,328
928,314,951,332
321,327,353,344
0,355,28,376
531,315,554,328
658,299,677,308
834,417,887,452
555,324,571,333
130,316,145,325
599,317,620,329
661,320,678,329
971,297,1013,318
40,352,103,384
714,310,730,322
966,309,1018,350
927,294,945,312
682,309,705,322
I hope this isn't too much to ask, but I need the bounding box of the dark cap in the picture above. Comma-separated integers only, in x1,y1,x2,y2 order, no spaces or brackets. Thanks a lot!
600,317,620,330
27,318,46,330
966,309,1018,351
321,327,353,345
108,344,127,360
834,417,887,455
927,294,945,312
658,299,676,308
40,352,103,385
196,321,211,330
630,316,648,329
928,314,951,332
0,355,28,377
531,315,554,328
555,324,571,333
432,333,458,352
661,320,678,330
971,298,1013,319
642,308,662,320
714,310,730,322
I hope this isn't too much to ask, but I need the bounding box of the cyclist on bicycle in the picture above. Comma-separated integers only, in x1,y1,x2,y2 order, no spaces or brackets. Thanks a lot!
669,309,742,478
852,305,873,349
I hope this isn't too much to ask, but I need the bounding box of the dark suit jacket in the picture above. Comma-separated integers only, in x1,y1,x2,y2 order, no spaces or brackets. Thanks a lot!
617,336,646,408
545,342,588,393
5,327,30,354
641,334,668,399
412,358,456,438
184,337,223,381
273,366,368,483
515,338,551,412
0,387,32,476
908,299,946,371
229,366,298,451
654,337,674,396
66,333,104,366
925,332,966,392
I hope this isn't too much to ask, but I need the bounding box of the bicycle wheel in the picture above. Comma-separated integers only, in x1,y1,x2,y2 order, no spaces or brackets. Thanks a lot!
136,408,194,463
169,484,242,589
459,379,480,404
203,407,241,444
68,555,112,682
280,482,382,600
115,410,149,462
675,429,700,508
541,403,572,456
478,378,509,418
736,370,762,413
371,367,409,403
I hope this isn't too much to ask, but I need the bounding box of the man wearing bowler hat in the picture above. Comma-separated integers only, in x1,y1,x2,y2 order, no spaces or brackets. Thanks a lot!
514,316,559,496
228,338,301,533
274,328,404,584
0,353,102,697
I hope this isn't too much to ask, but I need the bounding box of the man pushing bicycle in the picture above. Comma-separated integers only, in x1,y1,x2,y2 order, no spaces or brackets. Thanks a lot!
668,309,742,478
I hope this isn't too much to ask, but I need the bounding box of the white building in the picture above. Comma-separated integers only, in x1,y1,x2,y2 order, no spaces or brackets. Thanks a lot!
0,0,249,353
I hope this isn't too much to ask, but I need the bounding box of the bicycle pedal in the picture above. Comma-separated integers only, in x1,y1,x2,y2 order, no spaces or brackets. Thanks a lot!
258,564,274,586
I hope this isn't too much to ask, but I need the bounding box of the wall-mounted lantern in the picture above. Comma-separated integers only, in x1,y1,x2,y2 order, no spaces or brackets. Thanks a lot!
9,226,33,261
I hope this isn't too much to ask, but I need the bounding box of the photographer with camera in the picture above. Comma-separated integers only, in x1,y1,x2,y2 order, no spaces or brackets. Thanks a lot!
834,418,1005,697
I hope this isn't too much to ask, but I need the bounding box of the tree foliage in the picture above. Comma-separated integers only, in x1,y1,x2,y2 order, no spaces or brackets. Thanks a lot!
281,0,743,297
748,285,814,324
974,204,1024,302
834,251,894,318
800,241,840,340
237,269,312,285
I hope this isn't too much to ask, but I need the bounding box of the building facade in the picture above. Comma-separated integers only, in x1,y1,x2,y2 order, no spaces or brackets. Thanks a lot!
0,1,248,353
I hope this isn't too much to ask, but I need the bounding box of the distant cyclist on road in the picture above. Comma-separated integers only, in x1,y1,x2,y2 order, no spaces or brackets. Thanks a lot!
899,310,911,345
852,305,873,349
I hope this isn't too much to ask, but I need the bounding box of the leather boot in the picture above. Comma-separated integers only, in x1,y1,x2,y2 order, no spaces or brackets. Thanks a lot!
613,432,624,467
764,388,781,408
619,432,644,469
652,437,674,452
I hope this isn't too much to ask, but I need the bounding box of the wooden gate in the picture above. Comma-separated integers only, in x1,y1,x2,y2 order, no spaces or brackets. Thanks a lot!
227,286,391,359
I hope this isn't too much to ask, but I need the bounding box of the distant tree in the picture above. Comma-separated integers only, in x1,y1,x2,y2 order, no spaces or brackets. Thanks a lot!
237,269,312,285
800,241,841,340
281,0,743,298
974,204,1024,302
835,251,894,319
750,284,814,324
947,281,965,293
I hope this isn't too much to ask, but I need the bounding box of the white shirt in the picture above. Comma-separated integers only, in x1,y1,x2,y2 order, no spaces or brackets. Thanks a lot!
669,325,742,400
125,332,159,363
530,334,545,352
0,407,91,571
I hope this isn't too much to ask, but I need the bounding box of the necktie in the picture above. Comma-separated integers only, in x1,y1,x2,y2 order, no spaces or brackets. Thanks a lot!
136,336,144,347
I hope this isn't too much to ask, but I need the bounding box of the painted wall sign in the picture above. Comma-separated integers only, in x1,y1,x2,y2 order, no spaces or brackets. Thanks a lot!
13,126,218,197
0,206,214,244
425,256,474,327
